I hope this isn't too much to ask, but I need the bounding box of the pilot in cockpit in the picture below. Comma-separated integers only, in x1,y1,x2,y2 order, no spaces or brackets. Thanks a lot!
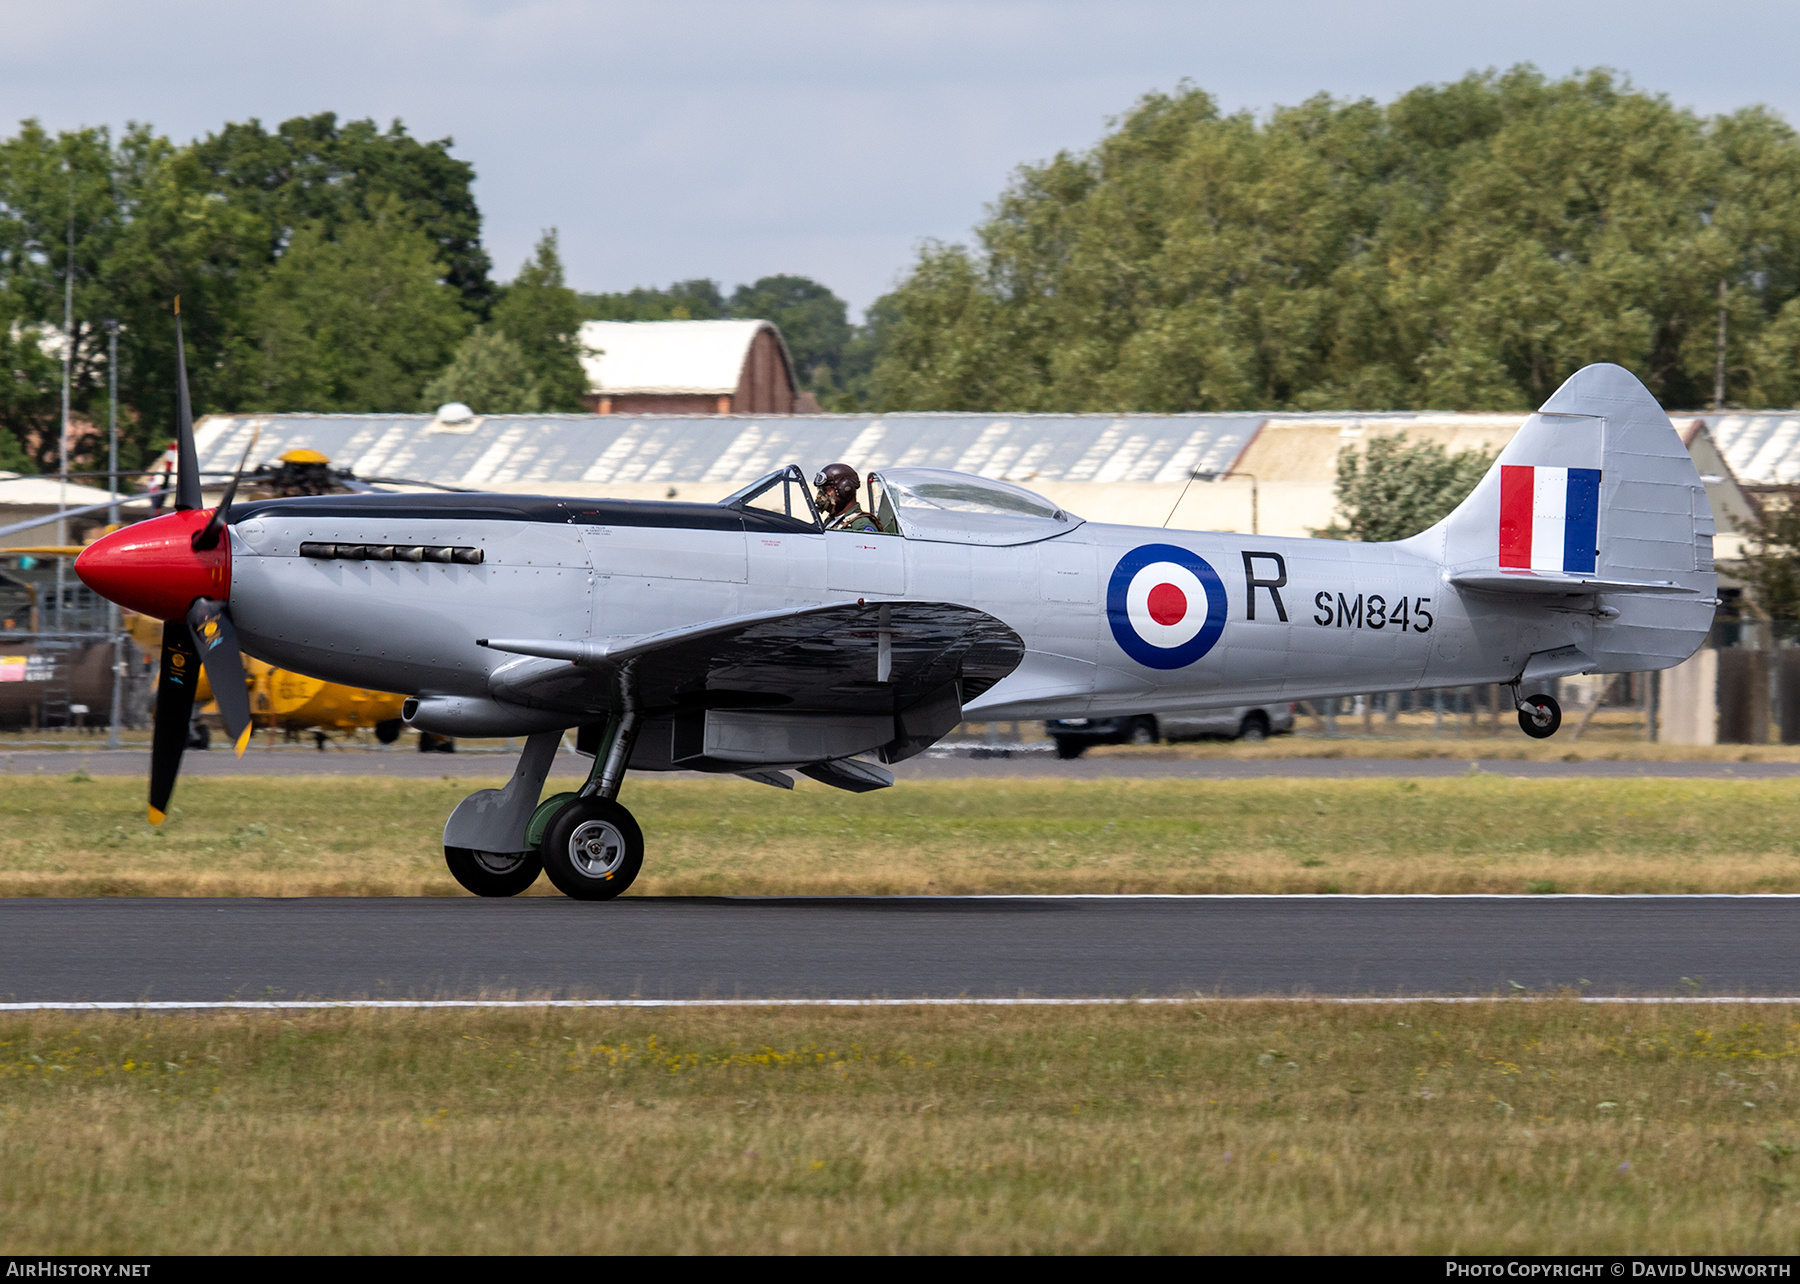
814,463,882,534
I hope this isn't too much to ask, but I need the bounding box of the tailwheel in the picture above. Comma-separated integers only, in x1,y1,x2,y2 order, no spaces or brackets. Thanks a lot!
541,797,644,901
444,845,543,897
1517,693,1562,739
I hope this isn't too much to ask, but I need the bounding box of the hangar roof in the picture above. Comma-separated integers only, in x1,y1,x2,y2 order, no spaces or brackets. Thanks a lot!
180,405,1755,547
1680,412,1800,486
577,319,786,395
188,410,1268,494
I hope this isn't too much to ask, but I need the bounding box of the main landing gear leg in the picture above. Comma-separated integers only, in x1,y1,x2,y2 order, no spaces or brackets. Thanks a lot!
541,710,645,901
1513,681,1562,739
441,729,561,897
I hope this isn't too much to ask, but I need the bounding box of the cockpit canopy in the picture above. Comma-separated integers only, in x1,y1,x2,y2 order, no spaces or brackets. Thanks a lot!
871,468,1079,545
721,464,1081,545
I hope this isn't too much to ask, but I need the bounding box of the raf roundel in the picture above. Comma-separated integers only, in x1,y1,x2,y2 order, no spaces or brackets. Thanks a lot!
1106,544,1229,670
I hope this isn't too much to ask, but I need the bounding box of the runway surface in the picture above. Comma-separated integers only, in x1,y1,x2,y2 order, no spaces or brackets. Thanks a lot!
5,896,1798,1001
3,748,1798,780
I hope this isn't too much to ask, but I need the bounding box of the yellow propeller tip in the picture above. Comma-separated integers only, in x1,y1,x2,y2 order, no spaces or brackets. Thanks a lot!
234,726,253,758
147,807,165,826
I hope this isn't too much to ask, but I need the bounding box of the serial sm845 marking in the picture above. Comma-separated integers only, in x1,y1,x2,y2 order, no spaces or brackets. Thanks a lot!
74,318,1717,900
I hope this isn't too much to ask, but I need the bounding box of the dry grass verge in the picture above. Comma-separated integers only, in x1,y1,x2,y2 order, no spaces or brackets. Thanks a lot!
3,774,1800,896
4,1003,1800,1253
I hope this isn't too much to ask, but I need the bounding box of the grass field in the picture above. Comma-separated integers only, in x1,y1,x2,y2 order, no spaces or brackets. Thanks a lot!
4,1003,1799,1254
1,772,1798,897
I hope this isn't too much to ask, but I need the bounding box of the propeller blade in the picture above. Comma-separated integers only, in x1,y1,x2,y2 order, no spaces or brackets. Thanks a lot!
149,620,201,825
191,426,260,552
172,298,203,513
186,598,253,757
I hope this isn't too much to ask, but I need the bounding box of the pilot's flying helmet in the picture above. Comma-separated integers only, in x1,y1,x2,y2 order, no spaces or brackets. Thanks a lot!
814,462,861,495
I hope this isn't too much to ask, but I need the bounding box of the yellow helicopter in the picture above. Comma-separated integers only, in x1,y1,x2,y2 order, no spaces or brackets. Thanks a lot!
122,609,415,749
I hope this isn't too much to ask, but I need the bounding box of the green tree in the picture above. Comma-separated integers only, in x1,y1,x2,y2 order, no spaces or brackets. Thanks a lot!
727,275,850,391
869,69,1800,413
188,113,493,315
0,120,264,471
1740,494,1800,624
580,279,726,321
830,293,902,410
490,231,588,410
1323,434,1494,542
420,327,541,414
247,197,469,411
0,319,60,471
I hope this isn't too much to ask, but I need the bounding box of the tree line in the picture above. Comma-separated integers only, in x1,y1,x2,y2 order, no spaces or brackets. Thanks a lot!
863,67,1800,416
0,114,594,474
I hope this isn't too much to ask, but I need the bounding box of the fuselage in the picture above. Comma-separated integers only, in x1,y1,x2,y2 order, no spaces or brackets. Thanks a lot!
221,490,1591,725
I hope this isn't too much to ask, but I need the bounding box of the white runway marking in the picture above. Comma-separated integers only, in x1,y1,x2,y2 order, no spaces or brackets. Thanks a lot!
7,996,1800,1011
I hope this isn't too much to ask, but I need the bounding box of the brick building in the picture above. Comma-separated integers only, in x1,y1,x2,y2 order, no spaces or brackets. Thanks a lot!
577,319,817,415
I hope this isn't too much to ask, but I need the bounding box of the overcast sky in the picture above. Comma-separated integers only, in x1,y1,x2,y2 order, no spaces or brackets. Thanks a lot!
3,1,1796,315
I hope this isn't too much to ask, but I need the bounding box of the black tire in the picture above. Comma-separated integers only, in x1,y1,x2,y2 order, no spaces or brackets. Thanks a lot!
1237,712,1269,743
444,846,542,897
187,721,211,750
1518,693,1561,739
541,796,644,901
1054,737,1086,760
374,718,402,745
1126,717,1158,746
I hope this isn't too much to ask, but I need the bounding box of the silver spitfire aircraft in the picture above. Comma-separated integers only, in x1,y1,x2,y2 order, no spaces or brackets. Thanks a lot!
76,320,1717,899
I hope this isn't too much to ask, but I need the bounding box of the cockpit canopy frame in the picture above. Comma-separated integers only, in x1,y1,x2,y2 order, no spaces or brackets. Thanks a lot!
720,465,823,533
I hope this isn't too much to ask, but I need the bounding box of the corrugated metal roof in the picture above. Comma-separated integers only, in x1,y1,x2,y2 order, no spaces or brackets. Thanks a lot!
189,412,1267,494
1684,412,1800,485
577,319,774,395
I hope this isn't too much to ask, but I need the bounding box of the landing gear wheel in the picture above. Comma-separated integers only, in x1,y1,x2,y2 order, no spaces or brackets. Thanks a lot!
444,846,542,897
1054,737,1086,760
1518,693,1561,739
1127,717,1158,746
1237,713,1269,743
540,797,644,901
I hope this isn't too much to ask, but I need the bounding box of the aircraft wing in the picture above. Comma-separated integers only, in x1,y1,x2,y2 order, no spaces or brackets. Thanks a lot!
480,600,1025,723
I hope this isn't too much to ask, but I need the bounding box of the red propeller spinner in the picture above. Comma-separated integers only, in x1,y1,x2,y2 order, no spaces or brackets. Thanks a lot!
74,508,230,621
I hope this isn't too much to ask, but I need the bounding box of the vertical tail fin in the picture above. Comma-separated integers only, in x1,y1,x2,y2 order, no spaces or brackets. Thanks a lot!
1405,363,1716,672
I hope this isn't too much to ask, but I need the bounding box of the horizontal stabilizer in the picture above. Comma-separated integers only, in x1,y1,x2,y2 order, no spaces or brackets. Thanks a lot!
796,757,895,793
1450,569,1691,596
